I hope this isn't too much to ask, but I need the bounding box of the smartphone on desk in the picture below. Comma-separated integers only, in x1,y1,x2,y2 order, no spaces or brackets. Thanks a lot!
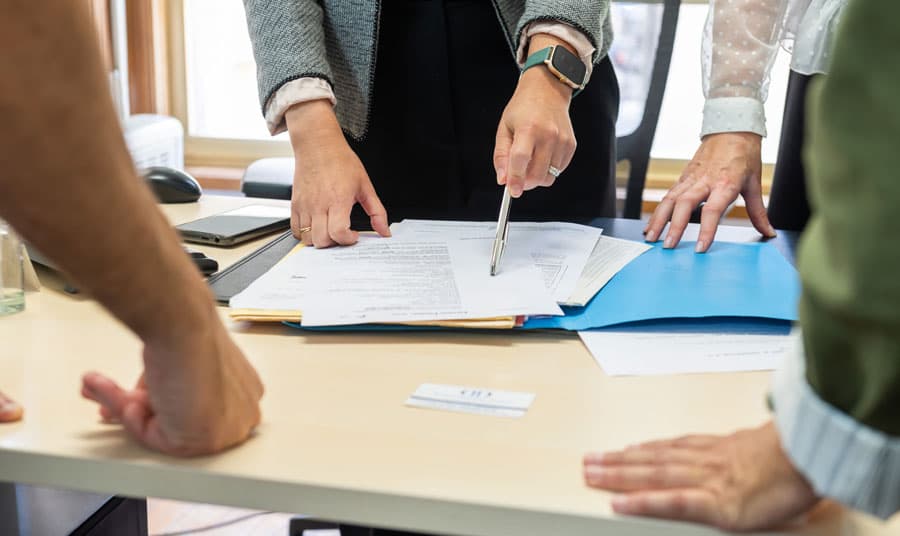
177,205,291,247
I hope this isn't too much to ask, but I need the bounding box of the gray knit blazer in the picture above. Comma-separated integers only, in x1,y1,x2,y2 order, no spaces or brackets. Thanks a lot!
243,0,613,139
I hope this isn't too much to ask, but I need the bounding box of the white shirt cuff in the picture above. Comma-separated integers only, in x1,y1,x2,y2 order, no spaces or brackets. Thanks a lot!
264,77,336,136
772,332,900,520
516,22,596,86
701,97,767,138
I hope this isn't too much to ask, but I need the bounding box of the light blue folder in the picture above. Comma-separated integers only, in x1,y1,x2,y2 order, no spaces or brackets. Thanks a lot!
287,241,800,332
522,241,799,330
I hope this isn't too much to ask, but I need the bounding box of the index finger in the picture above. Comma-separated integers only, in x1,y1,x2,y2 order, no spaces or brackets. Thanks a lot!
663,184,710,248
493,125,513,186
696,187,739,252
327,205,359,246
645,179,695,242
506,130,536,198
81,371,131,421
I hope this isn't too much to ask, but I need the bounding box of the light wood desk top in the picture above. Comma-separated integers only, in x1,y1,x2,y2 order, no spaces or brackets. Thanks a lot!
0,196,895,535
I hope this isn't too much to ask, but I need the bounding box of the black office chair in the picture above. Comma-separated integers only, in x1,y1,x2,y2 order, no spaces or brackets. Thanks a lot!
241,156,294,200
613,0,681,219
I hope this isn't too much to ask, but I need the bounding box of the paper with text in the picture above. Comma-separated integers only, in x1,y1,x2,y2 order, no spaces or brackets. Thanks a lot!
562,236,652,306
390,220,603,303
578,320,795,376
405,383,536,418
298,237,562,326
229,247,308,312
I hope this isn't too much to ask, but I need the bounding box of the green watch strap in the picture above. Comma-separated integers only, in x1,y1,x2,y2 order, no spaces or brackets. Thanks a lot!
521,46,582,96
522,46,554,72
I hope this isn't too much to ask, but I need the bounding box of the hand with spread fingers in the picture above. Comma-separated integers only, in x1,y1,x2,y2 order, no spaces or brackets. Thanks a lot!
285,100,391,248
645,132,776,252
494,35,577,199
583,422,819,531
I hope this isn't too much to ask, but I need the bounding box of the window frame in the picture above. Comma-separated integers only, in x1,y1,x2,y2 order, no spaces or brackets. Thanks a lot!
164,0,292,168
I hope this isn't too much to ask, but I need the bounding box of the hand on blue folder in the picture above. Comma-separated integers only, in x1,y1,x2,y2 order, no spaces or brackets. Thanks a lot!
524,241,800,331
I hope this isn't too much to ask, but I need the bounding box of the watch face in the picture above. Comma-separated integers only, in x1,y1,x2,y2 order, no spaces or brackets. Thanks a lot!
551,46,587,87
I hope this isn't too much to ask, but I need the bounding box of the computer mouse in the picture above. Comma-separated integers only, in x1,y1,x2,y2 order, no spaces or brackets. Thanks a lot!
143,166,203,203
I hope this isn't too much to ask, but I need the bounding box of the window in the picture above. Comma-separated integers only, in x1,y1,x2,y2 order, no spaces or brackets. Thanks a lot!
172,0,791,172
182,0,279,142
170,0,291,168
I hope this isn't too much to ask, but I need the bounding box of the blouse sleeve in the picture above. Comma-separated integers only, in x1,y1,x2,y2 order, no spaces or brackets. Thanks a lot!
700,0,810,138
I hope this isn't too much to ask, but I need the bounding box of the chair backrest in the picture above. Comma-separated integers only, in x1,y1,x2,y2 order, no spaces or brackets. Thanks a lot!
241,156,294,200
611,0,681,219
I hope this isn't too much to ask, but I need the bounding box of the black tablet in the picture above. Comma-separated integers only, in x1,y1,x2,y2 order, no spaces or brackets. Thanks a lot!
177,205,291,247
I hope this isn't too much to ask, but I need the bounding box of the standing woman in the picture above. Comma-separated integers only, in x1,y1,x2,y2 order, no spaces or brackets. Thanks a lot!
645,0,847,250
242,0,618,248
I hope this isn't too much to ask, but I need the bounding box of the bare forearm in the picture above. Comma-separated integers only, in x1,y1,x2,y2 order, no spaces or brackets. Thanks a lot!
284,99,343,151
0,1,215,347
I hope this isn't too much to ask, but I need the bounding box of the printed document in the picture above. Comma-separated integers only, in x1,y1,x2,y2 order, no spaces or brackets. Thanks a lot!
390,220,603,303
234,236,562,326
578,320,795,376
562,236,651,306
229,247,308,312
300,237,561,326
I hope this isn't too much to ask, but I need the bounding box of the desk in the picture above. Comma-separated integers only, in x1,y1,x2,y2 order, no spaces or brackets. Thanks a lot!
0,196,895,536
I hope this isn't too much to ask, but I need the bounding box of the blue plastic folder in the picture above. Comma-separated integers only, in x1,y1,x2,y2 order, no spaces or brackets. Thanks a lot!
522,241,799,331
287,241,800,332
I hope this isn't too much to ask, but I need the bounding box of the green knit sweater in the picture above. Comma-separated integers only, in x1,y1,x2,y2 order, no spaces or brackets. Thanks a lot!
800,0,900,435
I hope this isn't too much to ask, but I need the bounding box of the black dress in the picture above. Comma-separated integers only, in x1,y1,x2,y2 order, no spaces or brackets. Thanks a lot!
346,0,619,227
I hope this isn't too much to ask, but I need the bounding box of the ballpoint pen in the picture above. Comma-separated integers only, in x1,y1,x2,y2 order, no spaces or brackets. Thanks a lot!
490,186,512,276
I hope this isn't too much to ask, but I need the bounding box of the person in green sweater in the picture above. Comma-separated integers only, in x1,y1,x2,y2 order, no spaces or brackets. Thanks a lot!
582,0,900,529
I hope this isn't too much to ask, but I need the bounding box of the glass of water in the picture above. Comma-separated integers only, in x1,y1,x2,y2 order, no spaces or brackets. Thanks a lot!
0,219,25,315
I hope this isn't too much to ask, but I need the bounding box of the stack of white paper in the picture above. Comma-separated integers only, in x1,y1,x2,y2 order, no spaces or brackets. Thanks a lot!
390,220,649,306
230,235,562,327
299,237,562,326
230,220,653,327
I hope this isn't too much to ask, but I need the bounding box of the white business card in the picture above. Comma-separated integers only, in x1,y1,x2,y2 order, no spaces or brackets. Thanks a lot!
405,383,535,418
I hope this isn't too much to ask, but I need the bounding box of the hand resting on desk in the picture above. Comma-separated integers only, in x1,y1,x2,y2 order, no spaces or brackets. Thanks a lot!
285,100,392,249
0,390,23,423
81,323,263,456
644,133,777,253
583,422,818,531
